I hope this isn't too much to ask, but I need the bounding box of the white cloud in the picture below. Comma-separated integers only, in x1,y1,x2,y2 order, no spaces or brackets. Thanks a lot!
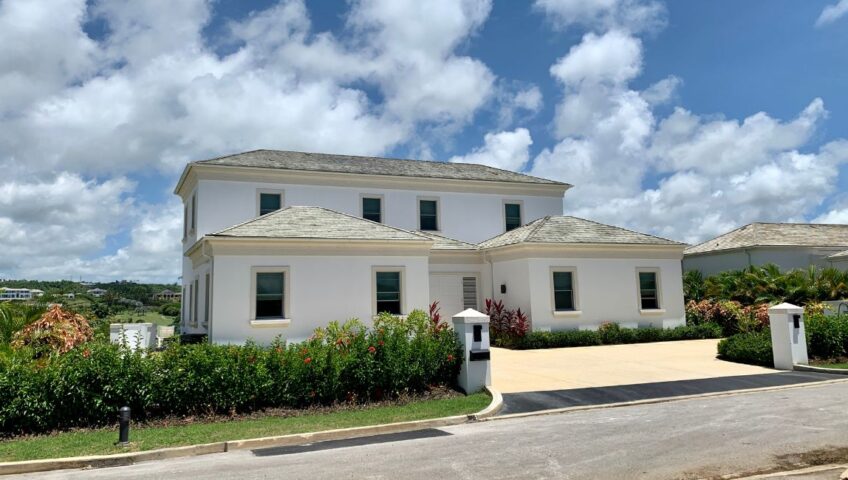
449,128,533,171
640,75,681,106
816,0,848,27
534,0,666,33
0,0,504,281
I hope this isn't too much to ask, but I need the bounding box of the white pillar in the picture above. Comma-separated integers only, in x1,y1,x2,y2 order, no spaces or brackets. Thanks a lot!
452,309,492,394
768,303,808,370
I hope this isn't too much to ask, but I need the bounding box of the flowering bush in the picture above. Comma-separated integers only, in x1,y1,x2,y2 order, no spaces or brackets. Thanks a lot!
0,309,463,436
685,299,769,336
485,299,528,347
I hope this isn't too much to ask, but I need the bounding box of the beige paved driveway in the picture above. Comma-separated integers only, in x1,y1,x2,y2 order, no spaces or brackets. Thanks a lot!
492,339,776,393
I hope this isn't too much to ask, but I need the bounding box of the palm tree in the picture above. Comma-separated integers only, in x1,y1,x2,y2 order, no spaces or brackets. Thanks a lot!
0,303,45,345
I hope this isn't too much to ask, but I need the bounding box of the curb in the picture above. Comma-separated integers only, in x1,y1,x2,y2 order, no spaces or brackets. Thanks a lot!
794,364,848,375
0,389,503,477
485,377,848,422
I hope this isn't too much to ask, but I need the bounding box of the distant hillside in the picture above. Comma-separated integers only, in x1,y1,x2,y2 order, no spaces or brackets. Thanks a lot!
0,280,180,305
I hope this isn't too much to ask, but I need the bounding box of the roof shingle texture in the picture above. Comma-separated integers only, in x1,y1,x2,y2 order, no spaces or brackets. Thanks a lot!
415,231,478,250
197,150,566,186
685,223,848,255
211,206,429,242
477,216,683,249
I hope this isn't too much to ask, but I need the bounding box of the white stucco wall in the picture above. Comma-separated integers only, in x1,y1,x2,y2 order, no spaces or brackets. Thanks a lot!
684,247,848,276
193,179,564,245
428,262,491,317
491,256,685,331
209,254,430,345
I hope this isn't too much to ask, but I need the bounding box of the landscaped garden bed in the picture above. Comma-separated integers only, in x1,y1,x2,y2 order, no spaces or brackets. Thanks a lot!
0,306,465,439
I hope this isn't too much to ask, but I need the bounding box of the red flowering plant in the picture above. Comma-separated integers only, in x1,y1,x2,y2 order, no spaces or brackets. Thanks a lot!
428,301,450,335
485,299,529,347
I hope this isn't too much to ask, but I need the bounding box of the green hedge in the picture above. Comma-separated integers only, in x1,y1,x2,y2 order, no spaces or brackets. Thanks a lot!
0,312,462,436
510,323,722,350
717,330,773,367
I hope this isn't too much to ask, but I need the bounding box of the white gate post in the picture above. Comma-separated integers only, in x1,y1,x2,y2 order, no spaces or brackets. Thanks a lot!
768,303,808,370
452,309,491,394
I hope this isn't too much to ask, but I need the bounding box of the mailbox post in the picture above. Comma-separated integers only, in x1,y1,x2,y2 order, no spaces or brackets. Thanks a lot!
451,309,491,394
768,302,808,370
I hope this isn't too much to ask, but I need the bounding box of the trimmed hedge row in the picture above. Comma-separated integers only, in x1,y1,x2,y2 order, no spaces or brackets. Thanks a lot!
510,323,723,350
718,313,848,367
0,312,462,436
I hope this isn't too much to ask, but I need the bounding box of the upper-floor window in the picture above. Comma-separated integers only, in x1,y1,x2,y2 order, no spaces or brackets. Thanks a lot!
504,202,522,231
638,270,661,310
362,195,383,223
190,193,197,232
418,198,439,231
257,190,283,216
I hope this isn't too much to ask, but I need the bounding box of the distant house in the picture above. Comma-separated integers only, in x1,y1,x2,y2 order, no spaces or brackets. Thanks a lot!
683,223,848,276
87,288,108,298
153,289,182,302
63,293,76,299
0,288,43,301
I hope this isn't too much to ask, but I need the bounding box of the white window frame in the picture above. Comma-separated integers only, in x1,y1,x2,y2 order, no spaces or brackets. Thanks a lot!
416,196,441,232
550,267,581,316
360,193,385,223
502,200,524,232
256,189,285,217
372,266,406,317
636,267,665,314
249,266,291,327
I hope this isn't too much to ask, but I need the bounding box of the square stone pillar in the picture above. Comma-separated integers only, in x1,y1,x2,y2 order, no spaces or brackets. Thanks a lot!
768,303,808,370
452,309,491,394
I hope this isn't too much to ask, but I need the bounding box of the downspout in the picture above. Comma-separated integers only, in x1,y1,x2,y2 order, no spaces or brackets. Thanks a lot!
745,248,752,268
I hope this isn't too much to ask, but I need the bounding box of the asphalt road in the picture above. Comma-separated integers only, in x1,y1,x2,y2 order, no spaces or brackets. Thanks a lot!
17,380,848,480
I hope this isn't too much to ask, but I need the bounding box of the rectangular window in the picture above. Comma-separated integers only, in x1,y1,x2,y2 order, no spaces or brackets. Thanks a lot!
362,196,382,223
190,193,196,232
553,271,575,311
419,199,438,231
256,272,285,319
183,205,188,238
505,203,522,231
462,276,478,310
183,284,190,324
192,278,199,326
204,273,211,325
259,193,282,216
375,271,402,315
639,271,660,310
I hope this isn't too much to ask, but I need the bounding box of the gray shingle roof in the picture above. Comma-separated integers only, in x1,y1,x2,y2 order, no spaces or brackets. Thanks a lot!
829,249,848,260
477,216,683,249
210,206,430,242
415,231,478,251
196,150,567,186
684,223,848,255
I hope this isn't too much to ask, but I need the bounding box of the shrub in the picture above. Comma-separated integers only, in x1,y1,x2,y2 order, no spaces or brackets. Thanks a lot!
0,309,463,436
510,323,721,350
685,299,768,336
485,299,528,347
0,303,45,346
805,313,848,359
11,305,92,358
159,302,181,317
717,330,773,367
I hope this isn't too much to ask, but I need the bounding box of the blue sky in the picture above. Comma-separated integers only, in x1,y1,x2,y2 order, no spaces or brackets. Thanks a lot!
1,0,847,282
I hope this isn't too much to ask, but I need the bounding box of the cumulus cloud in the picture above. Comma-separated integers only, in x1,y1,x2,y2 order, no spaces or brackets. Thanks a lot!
449,128,533,171
0,0,502,281
534,0,666,33
816,0,848,27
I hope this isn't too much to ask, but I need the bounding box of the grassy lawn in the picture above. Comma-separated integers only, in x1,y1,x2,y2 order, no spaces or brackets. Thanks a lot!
0,392,490,463
811,362,848,369
109,310,176,327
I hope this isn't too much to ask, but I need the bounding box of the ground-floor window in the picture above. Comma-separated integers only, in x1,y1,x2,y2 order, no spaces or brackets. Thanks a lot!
250,267,290,321
638,269,661,310
552,269,576,311
375,269,402,315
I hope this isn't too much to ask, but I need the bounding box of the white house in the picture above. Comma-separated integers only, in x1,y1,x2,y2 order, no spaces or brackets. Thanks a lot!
175,150,686,344
0,288,43,301
87,288,108,298
683,223,848,276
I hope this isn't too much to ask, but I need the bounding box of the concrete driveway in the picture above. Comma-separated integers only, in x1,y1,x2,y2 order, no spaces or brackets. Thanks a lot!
492,338,775,394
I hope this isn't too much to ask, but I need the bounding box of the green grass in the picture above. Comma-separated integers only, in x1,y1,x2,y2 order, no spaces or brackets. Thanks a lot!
0,392,490,462
811,362,848,369
108,310,176,327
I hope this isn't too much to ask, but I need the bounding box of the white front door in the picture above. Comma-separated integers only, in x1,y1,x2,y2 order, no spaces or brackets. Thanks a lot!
429,274,478,318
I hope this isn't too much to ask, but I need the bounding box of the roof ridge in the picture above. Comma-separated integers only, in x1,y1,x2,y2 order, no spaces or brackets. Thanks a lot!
212,205,294,235
684,222,753,251
524,216,551,242
306,206,431,240
559,215,684,244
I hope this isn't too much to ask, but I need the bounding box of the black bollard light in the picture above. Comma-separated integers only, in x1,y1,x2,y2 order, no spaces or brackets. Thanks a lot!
117,406,131,446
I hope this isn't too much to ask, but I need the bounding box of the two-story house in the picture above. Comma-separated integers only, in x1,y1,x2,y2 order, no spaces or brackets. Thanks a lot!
175,150,685,344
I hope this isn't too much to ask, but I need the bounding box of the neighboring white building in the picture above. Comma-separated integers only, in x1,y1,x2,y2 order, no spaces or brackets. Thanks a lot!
87,288,108,298
828,250,848,270
175,150,686,344
0,288,44,301
684,223,848,276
